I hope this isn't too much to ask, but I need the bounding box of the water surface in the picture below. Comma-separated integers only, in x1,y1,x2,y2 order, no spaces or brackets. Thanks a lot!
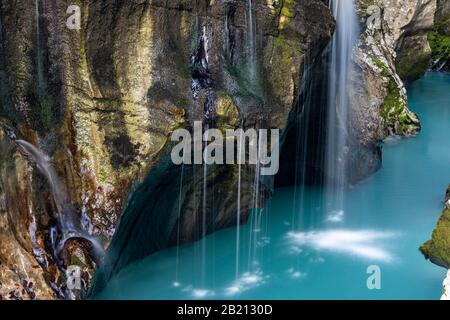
96,72,450,300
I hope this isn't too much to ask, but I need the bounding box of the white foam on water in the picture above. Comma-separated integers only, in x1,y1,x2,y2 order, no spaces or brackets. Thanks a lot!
224,270,265,296
286,229,399,262
326,210,344,223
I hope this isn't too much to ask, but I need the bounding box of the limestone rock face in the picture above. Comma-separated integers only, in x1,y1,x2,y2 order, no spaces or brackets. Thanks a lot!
0,0,334,299
353,0,436,141
393,0,437,82
0,129,57,300
436,0,450,34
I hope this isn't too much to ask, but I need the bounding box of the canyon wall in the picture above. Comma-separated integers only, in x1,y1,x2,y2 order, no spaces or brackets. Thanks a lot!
0,0,334,299
354,0,436,140
420,0,450,277
430,0,450,71
277,0,437,187
0,0,442,300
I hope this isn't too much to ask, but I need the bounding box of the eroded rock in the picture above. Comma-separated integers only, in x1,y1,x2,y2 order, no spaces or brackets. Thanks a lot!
0,0,334,299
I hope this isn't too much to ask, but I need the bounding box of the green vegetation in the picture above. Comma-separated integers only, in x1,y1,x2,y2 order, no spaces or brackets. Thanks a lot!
372,57,390,77
428,31,450,62
383,79,420,135
420,207,450,268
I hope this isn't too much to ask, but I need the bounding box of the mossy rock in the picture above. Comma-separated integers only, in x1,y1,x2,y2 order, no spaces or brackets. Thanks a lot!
215,94,240,129
396,44,431,83
420,208,450,268
382,79,420,135
372,57,390,77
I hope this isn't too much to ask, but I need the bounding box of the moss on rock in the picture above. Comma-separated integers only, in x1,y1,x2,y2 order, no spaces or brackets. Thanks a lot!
420,207,450,268
382,79,420,136
215,94,240,130
396,37,432,83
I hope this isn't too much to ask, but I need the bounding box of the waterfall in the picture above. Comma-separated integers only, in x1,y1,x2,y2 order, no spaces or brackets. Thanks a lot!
15,140,103,258
235,131,244,280
35,0,44,92
325,0,358,210
201,141,208,283
247,0,257,82
16,140,69,218
174,164,184,287
248,142,261,271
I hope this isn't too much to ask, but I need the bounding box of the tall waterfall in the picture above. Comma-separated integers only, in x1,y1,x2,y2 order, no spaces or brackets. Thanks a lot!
325,0,358,210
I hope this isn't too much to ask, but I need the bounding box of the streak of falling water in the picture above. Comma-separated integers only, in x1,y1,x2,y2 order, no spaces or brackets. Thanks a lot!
325,0,358,212
224,6,230,59
247,132,261,272
174,164,184,287
291,53,314,231
35,0,44,92
235,130,244,281
247,0,257,82
15,140,103,258
16,140,70,221
201,130,208,284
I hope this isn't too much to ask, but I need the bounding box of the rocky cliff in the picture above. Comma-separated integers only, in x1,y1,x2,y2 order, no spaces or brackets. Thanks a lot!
0,0,442,300
354,0,436,139
420,0,450,275
0,0,334,299
421,184,450,269
277,0,437,187
430,0,450,72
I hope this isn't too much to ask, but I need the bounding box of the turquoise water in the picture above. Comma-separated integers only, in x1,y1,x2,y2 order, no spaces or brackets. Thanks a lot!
96,72,450,300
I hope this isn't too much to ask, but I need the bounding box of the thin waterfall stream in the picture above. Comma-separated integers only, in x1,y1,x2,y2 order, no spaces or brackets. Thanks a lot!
14,139,103,260
247,0,256,82
35,0,44,92
235,130,243,281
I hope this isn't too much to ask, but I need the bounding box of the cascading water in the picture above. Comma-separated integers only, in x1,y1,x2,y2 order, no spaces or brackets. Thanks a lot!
15,140,103,259
16,140,70,218
324,0,359,212
247,0,257,82
201,130,208,284
173,164,185,288
235,131,243,280
35,0,44,92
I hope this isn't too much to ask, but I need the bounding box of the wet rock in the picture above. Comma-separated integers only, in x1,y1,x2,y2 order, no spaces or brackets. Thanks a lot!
3,0,438,300
394,0,437,82
430,0,450,72
90,0,335,295
0,128,57,300
421,184,450,271
0,0,334,299
60,237,97,300
354,0,435,138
